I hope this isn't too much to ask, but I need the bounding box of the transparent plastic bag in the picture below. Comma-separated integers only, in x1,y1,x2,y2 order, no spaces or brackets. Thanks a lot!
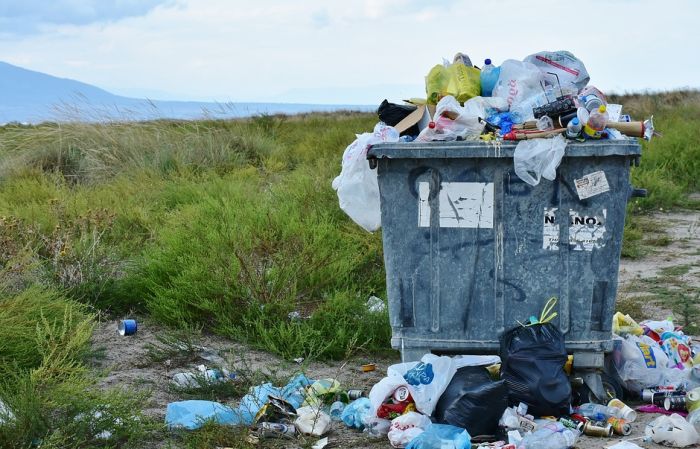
387,412,432,448
513,135,567,186
492,60,544,110
523,50,590,91
331,123,399,231
404,423,471,449
645,413,700,447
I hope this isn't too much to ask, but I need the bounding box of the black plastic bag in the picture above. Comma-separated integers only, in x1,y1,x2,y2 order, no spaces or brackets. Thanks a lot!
377,100,418,136
433,365,508,437
499,323,571,417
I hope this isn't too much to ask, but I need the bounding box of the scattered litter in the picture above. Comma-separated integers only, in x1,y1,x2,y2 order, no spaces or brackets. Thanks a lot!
361,363,376,372
341,397,371,429
0,399,15,425
605,441,644,449
404,423,471,449
165,400,237,430
171,364,231,388
366,295,386,313
117,319,137,336
294,406,331,436
387,411,432,448
645,413,700,447
311,436,330,449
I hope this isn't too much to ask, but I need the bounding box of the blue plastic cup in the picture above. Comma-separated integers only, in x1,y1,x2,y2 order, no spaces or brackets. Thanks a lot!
118,319,137,336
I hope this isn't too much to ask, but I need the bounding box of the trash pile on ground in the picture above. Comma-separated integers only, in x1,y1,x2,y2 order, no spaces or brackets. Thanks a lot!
158,305,700,448
332,50,659,232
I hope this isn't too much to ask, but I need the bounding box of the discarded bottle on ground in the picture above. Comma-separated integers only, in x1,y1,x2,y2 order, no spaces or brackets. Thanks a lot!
576,402,623,421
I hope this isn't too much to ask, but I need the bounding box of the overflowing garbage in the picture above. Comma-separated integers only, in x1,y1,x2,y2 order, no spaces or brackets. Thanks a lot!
333,49,658,232
159,305,699,449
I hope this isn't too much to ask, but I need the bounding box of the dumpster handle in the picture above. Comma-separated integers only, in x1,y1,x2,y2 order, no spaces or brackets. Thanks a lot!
368,157,378,170
630,187,647,198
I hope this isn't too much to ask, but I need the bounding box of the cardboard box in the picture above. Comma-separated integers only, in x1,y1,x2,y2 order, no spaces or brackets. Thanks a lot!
394,104,433,135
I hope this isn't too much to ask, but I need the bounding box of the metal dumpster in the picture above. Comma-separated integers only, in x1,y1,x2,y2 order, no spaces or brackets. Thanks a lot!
367,139,643,399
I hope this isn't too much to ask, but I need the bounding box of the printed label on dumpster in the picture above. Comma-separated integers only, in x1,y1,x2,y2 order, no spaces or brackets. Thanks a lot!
418,182,431,227
438,182,494,228
543,207,559,250
569,209,607,251
574,171,610,200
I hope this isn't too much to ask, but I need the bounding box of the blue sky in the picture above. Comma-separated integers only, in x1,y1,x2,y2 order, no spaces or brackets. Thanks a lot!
0,0,698,104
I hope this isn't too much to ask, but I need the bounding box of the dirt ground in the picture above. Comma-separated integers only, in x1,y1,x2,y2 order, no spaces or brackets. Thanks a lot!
90,210,700,449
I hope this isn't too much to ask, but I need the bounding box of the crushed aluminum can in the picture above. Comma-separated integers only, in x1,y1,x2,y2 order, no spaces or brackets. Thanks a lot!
347,389,366,401
583,421,613,437
607,416,632,435
258,422,296,439
392,386,411,403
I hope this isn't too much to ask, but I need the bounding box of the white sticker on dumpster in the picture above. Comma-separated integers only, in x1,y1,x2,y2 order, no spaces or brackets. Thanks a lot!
569,209,607,251
438,182,494,228
418,182,431,227
543,207,559,250
574,171,610,200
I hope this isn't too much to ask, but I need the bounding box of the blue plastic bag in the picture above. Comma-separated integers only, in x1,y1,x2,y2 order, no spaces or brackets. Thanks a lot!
165,400,237,430
341,397,371,429
405,423,471,449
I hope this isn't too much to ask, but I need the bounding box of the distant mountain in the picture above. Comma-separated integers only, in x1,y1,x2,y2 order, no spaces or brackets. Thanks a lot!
0,61,373,123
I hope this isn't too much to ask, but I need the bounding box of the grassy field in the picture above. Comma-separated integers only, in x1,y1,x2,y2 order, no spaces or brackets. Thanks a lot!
0,91,698,447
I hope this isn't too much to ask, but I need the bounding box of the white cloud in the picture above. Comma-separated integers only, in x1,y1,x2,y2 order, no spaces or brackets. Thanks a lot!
0,0,697,104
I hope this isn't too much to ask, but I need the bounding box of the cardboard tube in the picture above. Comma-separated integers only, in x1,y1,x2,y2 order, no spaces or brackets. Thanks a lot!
607,121,645,137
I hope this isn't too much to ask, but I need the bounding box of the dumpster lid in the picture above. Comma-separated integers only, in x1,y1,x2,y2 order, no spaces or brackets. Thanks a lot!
367,139,642,159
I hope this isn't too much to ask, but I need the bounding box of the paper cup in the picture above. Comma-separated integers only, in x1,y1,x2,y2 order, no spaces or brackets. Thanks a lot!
608,398,637,422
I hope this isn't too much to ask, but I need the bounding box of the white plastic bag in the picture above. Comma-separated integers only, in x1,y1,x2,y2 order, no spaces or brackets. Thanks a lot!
645,413,700,447
492,60,544,110
369,354,457,417
513,135,567,186
387,412,432,448
417,96,483,141
331,122,399,232
294,406,331,436
613,334,671,392
524,50,590,92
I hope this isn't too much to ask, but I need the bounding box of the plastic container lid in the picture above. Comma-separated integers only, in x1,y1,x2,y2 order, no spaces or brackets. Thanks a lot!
571,118,579,126
484,58,492,65
599,105,607,113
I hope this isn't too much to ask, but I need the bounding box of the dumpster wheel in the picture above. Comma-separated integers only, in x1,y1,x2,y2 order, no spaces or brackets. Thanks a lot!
573,372,623,405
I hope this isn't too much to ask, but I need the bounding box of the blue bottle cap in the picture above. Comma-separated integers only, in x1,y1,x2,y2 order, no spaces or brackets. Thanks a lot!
484,58,492,65
571,118,579,125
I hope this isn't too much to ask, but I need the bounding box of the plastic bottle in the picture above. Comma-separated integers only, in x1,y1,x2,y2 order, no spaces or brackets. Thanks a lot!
582,105,608,139
566,117,582,138
521,422,579,449
480,59,500,97
576,402,623,420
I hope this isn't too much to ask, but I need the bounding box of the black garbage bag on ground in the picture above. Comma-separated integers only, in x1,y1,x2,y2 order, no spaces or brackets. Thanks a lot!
377,100,418,136
433,365,508,437
499,323,571,417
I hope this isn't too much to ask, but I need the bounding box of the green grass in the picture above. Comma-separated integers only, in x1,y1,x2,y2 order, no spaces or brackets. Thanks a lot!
0,93,698,446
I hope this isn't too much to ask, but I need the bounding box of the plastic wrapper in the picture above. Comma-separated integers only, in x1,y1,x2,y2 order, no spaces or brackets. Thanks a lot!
294,406,331,436
513,135,567,186
612,312,643,336
645,413,700,447
425,63,480,105
523,50,590,91
387,412,432,448
612,334,671,392
341,397,371,429
491,60,544,110
331,122,399,232
499,322,571,417
404,423,471,449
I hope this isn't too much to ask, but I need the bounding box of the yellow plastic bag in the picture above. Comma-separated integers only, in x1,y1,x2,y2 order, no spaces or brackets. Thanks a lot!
446,63,480,103
612,312,643,336
425,63,480,105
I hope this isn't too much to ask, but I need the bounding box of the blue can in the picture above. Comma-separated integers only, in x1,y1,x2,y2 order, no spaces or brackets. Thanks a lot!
118,319,138,336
